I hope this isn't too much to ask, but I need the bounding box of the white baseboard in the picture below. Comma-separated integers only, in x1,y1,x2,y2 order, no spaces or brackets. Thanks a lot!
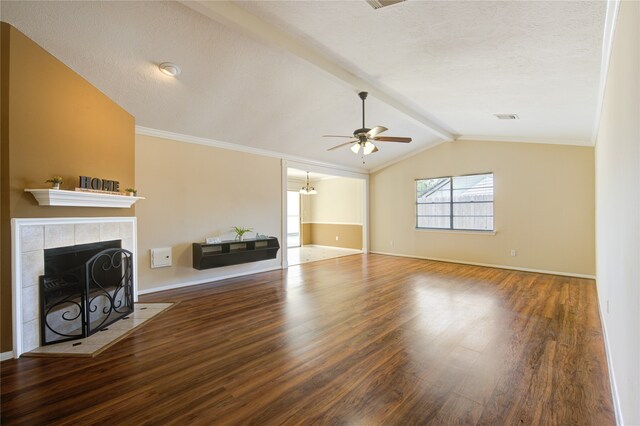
300,244,363,252
597,294,624,426
137,266,283,295
1,351,14,361
370,251,596,279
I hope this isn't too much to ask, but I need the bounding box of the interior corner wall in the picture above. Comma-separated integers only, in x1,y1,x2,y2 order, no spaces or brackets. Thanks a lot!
1,23,12,355
370,140,595,276
135,134,282,293
594,1,640,424
0,23,135,353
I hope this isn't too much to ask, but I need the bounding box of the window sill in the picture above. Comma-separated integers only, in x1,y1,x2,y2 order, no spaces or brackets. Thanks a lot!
415,228,496,236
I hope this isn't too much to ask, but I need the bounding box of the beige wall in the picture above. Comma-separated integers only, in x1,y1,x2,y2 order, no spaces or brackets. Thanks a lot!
595,2,640,424
135,134,282,292
301,177,364,249
3,24,135,218
370,140,595,276
301,222,312,245
305,177,364,225
0,23,135,353
307,223,362,250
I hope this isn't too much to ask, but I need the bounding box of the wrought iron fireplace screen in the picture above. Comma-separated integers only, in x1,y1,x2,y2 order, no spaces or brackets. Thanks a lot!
39,240,134,346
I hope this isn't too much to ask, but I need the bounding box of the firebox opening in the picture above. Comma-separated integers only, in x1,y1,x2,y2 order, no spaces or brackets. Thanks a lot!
44,240,122,275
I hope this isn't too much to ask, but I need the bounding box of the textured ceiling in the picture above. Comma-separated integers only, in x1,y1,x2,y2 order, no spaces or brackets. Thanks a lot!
238,0,607,142
1,1,606,172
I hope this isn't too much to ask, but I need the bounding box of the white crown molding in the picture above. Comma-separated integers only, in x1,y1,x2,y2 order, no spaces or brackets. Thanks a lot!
284,159,368,179
457,135,592,146
369,139,448,174
591,0,621,143
136,126,368,175
370,133,594,174
181,0,455,141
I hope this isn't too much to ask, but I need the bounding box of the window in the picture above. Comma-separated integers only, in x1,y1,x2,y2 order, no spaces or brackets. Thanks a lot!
416,173,494,231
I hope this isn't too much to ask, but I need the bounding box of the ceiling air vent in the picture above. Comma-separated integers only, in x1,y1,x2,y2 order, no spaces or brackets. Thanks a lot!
494,114,519,120
366,0,405,10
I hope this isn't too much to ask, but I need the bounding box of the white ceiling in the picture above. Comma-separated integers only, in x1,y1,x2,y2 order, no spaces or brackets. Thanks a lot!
238,0,606,142
2,1,607,172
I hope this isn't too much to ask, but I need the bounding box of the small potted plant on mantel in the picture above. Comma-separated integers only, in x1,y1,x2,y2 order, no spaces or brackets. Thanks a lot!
125,188,137,196
232,226,253,242
45,176,63,190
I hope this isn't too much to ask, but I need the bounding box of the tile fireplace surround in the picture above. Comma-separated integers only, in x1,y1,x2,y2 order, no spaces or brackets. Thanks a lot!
11,217,138,358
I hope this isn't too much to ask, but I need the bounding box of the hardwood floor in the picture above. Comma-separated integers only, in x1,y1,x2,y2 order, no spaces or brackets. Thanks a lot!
1,254,614,425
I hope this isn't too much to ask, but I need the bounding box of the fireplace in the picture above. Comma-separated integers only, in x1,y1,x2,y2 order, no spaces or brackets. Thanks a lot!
11,217,138,357
40,240,134,345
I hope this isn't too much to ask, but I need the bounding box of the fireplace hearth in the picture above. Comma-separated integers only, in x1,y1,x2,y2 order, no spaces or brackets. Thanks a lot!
40,240,134,345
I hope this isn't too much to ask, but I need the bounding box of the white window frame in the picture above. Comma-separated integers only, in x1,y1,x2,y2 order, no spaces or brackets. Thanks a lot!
415,172,494,232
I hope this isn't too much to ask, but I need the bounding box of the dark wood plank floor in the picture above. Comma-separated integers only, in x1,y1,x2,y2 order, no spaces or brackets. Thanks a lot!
1,254,614,425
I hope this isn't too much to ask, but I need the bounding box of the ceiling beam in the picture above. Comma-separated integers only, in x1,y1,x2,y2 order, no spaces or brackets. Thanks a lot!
182,0,456,141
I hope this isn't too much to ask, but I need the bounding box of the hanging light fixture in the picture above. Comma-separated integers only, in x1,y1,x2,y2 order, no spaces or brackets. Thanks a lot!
299,172,317,195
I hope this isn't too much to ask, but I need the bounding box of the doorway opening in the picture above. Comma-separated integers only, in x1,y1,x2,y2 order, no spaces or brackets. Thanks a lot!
284,166,366,266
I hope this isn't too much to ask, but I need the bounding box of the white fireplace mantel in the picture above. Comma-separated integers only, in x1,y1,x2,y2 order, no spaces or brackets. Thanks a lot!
25,189,145,208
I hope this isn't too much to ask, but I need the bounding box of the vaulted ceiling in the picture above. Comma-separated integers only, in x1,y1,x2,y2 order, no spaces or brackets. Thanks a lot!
2,1,607,172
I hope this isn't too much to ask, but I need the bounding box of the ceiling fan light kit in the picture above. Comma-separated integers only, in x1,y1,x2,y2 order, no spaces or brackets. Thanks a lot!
324,91,412,156
363,141,376,155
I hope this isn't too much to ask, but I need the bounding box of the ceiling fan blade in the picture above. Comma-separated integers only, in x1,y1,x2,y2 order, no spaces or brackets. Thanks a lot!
373,136,412,143
372,146,379,153
367,126,388,138
327,141,356,151
323,135,354,138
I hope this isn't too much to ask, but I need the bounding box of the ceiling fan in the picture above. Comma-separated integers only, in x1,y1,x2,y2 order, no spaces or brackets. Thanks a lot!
324,91,412,155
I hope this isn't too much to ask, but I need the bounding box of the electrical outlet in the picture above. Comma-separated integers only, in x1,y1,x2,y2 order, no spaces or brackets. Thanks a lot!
335,236,339,241
390,240,394,247
510,249,517,257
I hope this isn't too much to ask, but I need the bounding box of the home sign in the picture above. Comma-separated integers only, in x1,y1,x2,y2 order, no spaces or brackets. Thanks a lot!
79,176,120,192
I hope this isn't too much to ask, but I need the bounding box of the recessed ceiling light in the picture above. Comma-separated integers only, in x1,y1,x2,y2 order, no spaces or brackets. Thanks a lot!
494,114,519,120
159,62,181,77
